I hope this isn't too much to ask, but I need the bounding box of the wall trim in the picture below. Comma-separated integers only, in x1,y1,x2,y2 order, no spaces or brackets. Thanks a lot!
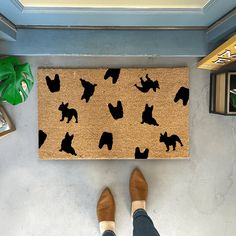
208,8,236,32
202,0,217,12
0,14,17,32
0,14,17,41
206,7,236,44
21,7,203,14
12,0,212,13
12,0,217,13
10,0,24,11
16,25,208,30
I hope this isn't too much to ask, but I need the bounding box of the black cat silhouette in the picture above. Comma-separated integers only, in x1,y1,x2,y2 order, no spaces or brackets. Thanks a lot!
141,104,159,126
59,132,77,156
45,74,60,93
135,74,160,93
104,68,121,84
160,132,183,152
80,78,97,103
174,87,189,106
39,130,47,148
58,102,78,123
108,100,123,120
99,132,113,150
135,147,149,159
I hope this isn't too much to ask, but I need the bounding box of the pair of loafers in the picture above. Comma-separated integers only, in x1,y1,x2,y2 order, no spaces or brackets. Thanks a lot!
97,168,148,223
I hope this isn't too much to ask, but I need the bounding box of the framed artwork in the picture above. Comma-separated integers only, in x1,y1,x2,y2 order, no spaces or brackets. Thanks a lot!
210,72,236,115
0,105,16,137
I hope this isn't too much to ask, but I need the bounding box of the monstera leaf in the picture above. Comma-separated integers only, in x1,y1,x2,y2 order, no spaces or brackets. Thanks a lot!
0,57,34,105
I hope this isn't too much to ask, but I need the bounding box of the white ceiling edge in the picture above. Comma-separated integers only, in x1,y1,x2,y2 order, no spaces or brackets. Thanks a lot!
19,0,211,9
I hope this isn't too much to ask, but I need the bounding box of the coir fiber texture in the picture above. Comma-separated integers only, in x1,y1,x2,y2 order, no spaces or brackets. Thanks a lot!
38,68,189,160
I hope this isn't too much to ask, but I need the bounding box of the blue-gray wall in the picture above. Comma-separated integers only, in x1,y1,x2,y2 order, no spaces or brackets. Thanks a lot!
0,29,207,57
0,0,235,56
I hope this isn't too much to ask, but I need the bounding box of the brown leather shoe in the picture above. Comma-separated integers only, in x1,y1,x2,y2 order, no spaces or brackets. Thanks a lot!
130,168,148,202
97,187,115,222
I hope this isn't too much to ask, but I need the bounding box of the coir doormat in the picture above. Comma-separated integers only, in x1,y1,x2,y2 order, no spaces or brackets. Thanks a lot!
38,68,189,160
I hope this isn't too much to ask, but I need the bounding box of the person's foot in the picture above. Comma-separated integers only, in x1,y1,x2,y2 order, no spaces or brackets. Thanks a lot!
97,187,116,235
129,168,148,215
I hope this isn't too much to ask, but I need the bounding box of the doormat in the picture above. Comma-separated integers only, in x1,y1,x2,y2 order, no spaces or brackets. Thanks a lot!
38,68,189,160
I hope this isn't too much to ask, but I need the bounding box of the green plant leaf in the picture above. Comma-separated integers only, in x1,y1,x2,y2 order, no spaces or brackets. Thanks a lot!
0,56,20,67
0,57,34,105
230,93,236,109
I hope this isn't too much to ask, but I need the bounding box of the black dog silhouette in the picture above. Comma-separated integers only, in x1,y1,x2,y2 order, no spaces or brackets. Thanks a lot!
135,74,160,93
160,132,183,152
58,102,78,123
39,130,47,148
80,78,97,103
104,68,121,84
108,100,123,120
141,104,159,126
59,132,77,156
45,74,60,93
174,87,189,106
135,147,149,159
99,132,113,150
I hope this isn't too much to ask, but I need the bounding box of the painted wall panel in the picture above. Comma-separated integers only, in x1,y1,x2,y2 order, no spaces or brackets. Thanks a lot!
0,29,207,56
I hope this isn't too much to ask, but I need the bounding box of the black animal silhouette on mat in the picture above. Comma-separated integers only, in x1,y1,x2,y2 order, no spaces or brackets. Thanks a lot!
174,87,189,106
80,78,97,102
45,74,60,93
135,74,160,93
135,147,149,159
108,100,123,120
141,104,159,126
58,102,78,123
39,130,47,149
160,132,183,152
99,132,113,150
104,68,121,84
59,132,77,156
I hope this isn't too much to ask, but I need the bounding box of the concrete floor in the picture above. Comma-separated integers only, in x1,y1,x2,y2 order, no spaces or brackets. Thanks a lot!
0,57,236,236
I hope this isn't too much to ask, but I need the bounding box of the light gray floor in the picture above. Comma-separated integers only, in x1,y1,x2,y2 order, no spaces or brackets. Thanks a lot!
0,57,236,236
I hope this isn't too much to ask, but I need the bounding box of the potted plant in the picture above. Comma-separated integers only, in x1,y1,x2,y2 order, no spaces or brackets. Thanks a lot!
0,56,34,105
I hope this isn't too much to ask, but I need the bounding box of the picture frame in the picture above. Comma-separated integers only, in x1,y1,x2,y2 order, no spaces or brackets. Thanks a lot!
0,105,16,137
227,72,236,114
209,71,236,115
